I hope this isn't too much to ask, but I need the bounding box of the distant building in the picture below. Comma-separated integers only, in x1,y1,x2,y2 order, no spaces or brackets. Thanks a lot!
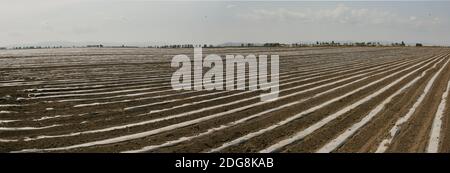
0,47,6,50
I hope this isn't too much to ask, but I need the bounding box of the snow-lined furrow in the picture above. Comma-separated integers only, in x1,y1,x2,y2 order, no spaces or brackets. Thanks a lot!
37,73,172,88
30,70,256,99
0,120,19,123
1,59,405,137
17,70,356,141
54,58,401,103
0,111,17,114
259,55,443,153
124,61,386,111
427,66,450,153
33,61,306,90
12,54,426,151
69,62,352,107
0,79,25,83
0,124,62,131
39,60,363,101
30,55,372,91
128,58,414,115
0,139,19,142
0,81,46,87
31,64,259,96
3,56,410,128
317,57,449,153
32,114,75,121
121,62,400,153
74,59,413,123
28,85,174,99
76,66,341,108
0,104,22,107
65,61,367,105
27,54,392,97
26,57,307,90
121,101,301,153
376,56,450,153
98,58,409,109
32,70,172,86
2,72,158,89
207,54,440,153
74,69,264,108
31,80,173,96
29,61,290,88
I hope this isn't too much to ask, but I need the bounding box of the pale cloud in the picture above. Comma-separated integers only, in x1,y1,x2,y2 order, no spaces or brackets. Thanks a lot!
226,4,237,8
0,1,449,46
432,17,441,25
71,25,98,35
238,4,442,28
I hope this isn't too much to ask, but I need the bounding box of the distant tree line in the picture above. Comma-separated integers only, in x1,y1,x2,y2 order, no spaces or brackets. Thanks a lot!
86,44,103,48
391,41,406,47
263,43,281,47
236,41,416,48
149,41,421,48
309,41,408,47
12,46,64,49
150,44,216,48
3,41,426,50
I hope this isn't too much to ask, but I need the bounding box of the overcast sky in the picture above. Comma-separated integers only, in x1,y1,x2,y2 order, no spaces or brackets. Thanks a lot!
1,0,449,46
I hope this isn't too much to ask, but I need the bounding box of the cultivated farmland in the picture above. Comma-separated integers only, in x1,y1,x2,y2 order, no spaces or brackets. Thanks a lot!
1,47,450,153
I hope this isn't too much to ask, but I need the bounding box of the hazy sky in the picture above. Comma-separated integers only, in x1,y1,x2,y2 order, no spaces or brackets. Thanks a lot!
1,0,450,46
